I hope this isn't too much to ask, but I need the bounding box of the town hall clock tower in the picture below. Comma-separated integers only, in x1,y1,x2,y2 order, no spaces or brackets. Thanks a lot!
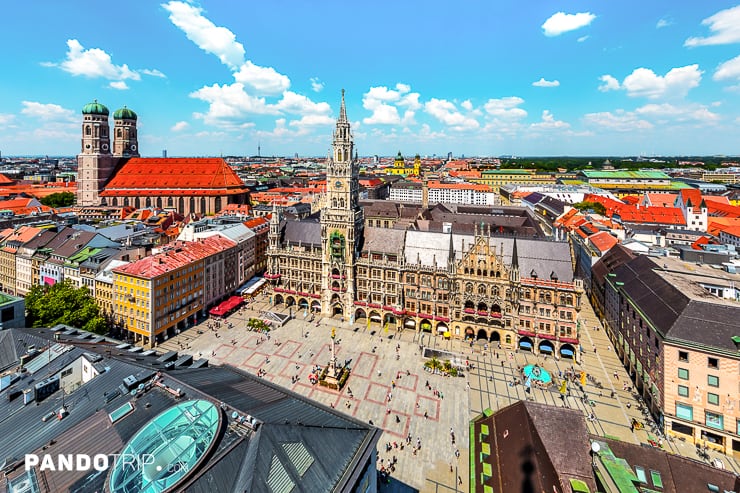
320,90,364,317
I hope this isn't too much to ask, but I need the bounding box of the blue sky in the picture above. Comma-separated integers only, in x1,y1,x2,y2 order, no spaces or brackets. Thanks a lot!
2,1,740,157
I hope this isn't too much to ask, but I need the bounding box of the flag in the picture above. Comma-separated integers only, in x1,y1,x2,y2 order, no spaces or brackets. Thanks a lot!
559,380,567,395
384,322,389,333
580,371,587,386
525,376,531,388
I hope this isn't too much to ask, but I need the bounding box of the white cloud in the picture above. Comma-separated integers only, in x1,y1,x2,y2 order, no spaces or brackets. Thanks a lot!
598,75,621,92
52,39,140,80
0,114,16,127
171,121,189,132
424,98,479,130
532,78,560,87
656,18,673,29
530,110,570,130
542,12,596,37
190,82,277,125
289,114,335,127
20,101,75,121
363,104,401,125
233,61,290,95
622,65,702,99
44,39,164,87
577,35,589,43
109,81,129,90
600,65,702,99
714,54,740,81
685,5,740,47
162,1,245,69
362,83,421,125
483,97,527,119
460,100,473,111
635,103,720,123
275,91,332,116
583,110,653,132
310,77,324,92
140,68,166,78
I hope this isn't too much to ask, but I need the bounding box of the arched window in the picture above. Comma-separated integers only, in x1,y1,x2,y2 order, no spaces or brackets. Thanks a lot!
116,128,122,138
505,335,511,344
477,285,486,295
85,125,91,135
465,283,473,294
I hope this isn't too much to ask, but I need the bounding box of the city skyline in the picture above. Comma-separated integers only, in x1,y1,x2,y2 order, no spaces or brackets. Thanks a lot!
1,1,740,157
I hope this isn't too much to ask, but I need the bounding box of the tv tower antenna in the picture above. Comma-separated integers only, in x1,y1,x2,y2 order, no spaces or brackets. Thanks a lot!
258,141,261,157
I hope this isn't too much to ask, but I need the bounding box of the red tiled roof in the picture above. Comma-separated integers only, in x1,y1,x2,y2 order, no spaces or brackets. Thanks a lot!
719,225,740,238
244,216,268,229
100,158,247,196
691,236,711,250
622,195,640,205
678,188,702,207
584,193,685,225
642,193,677,207
588,231,618,255
617,207,685,225
113,235,236,279
0,174,15,185
707,217,740,235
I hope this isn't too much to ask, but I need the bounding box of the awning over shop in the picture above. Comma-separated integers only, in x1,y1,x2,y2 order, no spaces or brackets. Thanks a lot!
519,341,533,349
236,277,267,296
560,348,575,356
539,345,553,353
209,296,243,317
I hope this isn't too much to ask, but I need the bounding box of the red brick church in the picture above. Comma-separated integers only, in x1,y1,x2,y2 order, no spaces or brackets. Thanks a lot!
76,100,249,216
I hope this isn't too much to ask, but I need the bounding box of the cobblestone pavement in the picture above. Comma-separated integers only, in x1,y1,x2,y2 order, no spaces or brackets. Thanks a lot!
159,294,740,491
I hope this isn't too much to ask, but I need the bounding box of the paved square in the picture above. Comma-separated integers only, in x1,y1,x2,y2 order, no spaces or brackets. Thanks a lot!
159,295,740,491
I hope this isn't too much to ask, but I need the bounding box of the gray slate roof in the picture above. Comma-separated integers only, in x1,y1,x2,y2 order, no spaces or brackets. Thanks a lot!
403,232,574,281
613,255,740,351
282,218,321,247
0,328,380,493
362,227,406,254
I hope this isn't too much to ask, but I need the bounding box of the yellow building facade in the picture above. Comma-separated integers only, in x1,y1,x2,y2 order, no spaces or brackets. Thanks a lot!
387,151,421,176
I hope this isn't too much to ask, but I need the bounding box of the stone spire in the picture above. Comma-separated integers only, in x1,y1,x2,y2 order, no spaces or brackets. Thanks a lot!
512,237,519,269
339,88,347,123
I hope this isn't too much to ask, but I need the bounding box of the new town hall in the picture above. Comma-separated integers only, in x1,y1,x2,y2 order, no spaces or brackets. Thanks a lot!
265,92,585,360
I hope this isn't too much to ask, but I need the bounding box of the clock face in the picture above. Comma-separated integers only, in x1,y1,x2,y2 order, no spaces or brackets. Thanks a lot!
334,180,343,189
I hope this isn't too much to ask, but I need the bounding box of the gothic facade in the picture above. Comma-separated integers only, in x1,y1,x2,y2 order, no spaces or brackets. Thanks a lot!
266,92,584,360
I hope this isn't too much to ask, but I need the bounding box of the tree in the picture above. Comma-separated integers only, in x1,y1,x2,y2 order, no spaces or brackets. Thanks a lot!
40,192,76,208
247,318,269,332
25,280,107,334
572,201,606,216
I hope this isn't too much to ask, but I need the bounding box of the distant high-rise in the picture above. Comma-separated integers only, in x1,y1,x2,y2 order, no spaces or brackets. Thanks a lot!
447,151,453,161
162,149,167,158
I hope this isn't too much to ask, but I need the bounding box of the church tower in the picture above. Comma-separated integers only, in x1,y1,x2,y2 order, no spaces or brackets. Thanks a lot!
112,106,139,157
320,90,364,317
77,100,117,206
